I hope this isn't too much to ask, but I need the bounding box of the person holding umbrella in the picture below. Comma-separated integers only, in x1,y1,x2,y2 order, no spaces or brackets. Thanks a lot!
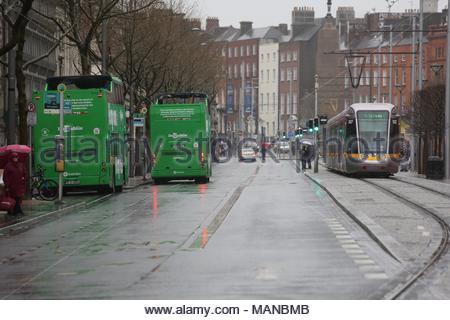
3,152,28,216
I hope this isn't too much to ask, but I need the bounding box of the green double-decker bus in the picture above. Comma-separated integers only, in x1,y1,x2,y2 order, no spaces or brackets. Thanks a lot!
32,75,128,192
149,93,212,184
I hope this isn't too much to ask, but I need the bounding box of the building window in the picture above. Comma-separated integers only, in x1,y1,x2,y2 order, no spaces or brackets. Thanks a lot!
266,69,270,83
240,46,244,57
228,66,232,79
401,54,406,62
293,93,297,114
281,69,285,82
287,52,292,62
266,53,270,61
365,71,370,86
383,54,387,64
272,93,276,112
247,46,250,56
382,70,387,86
373,71,378,87
234,64,238,78
273,52,276,62
222,48,226,56
261,53,264,61
281,95,285,112
273,69,276,82
235,47,238,57
281,52,285,62
373,55,378,65
293,51,298,61
260,94,264,112
246,63,250,77
394,55,398,63
293,69,297,81
266,93,270,111
253,63,257,77
229,48,232,57
261,70,264,82
253,45,257,55
402,69,406,85
344,74,349,88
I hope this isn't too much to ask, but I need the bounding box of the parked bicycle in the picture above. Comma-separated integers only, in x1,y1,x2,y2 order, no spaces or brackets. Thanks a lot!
31,167,58,201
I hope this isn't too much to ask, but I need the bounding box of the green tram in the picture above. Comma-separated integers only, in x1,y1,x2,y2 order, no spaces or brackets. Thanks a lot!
149,93,212,184
32,75,128,192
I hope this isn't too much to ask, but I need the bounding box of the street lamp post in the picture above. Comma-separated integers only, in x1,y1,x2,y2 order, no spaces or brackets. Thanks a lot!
314,74,319,173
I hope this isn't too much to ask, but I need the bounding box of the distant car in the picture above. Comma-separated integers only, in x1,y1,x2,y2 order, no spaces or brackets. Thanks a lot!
239,147,257,162
277,141,290,153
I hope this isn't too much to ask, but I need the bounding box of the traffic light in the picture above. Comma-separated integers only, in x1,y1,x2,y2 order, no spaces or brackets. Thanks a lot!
308,119,313,133
314,117,319,132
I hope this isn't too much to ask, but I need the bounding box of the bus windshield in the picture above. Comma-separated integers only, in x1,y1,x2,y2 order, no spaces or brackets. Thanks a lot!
357,111,389,154
46,76,112,90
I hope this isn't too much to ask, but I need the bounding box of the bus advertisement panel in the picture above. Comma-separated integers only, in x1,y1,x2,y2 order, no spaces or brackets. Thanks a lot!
32,75,128,192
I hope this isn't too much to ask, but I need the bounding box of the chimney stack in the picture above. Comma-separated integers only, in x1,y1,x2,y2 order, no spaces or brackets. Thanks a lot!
206,17,219,32
240,21,253,35
278,23,289,35
190,18,201,30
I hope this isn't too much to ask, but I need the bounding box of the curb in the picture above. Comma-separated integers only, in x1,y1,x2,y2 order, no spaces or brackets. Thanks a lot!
0,194,113,237
123,179,153,190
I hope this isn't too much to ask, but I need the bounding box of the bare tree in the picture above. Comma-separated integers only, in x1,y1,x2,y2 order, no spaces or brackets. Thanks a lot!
0,0,34,58
34,0,159,75
408,85,445,173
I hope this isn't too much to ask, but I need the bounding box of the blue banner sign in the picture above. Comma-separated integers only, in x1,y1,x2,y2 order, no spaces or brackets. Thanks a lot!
244,80,252,113
226,83,234,114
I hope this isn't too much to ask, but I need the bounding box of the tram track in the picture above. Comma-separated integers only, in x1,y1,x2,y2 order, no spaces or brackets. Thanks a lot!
361,177,450,299
303,166,450,299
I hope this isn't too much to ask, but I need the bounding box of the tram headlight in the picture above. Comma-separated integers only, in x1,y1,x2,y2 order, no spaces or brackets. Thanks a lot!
392,106,398,114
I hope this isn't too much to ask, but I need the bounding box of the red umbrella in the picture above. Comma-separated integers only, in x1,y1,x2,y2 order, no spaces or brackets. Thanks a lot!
0,144,31,169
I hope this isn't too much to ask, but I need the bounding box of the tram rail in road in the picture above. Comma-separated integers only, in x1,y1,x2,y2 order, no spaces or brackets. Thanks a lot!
360,178,450,300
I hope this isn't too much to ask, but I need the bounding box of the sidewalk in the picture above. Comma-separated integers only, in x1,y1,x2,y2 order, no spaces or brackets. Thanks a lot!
0,175,152,235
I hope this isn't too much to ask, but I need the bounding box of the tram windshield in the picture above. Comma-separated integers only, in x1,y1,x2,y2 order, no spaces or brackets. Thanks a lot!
357,111,389,154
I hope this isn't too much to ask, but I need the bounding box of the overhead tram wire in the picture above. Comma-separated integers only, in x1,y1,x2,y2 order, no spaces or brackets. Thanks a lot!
300,10,438,107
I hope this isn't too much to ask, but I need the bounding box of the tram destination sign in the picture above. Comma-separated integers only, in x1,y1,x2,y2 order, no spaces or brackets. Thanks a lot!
358,111,388,120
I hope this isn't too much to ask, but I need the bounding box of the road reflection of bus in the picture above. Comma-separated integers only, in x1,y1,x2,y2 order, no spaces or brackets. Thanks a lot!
324,103,400,176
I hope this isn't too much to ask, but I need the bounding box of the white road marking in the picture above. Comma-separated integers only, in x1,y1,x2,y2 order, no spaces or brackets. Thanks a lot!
417,225,424,230
364,273,389,280
422,231,430,237
354,259,375,265
342,244,360,249
336,235,352,239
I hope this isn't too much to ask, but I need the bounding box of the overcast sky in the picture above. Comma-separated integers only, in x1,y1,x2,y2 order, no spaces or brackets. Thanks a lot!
185,0,446,28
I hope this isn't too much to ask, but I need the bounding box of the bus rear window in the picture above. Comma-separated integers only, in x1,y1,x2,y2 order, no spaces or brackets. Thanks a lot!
46,76,111,90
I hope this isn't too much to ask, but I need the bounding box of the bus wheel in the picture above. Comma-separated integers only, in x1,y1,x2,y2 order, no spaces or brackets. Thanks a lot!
115,185,123,193
153,178,162,185
195,177,209,184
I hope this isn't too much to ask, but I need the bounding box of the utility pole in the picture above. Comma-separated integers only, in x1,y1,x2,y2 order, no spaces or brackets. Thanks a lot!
314,74,319,173
102,20,109,75
411,15,417,172
418,0,424,92
239,63,244,135
7,48,16,144
377,42,381,102
445,0,450,179
389,25,393,103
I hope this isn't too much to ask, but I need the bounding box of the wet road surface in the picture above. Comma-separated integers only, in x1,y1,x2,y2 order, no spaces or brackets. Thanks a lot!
0,159,400,299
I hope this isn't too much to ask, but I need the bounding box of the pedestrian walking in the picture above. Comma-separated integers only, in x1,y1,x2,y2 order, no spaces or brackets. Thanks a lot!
3,152,27,216
261,143,267,162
